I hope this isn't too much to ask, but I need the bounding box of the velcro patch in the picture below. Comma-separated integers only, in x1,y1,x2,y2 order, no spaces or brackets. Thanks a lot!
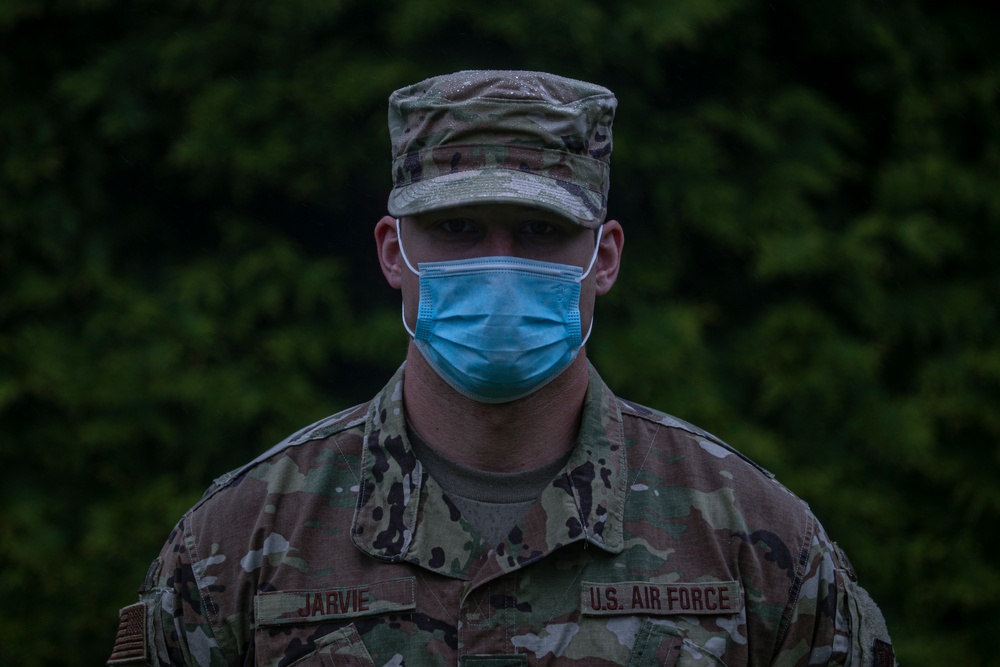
108,602,147,664
873,639,895,667
255,577,416,626
582,581,743,616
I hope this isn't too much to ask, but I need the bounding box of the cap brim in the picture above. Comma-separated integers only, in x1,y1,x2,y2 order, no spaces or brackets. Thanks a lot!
387,169,604,229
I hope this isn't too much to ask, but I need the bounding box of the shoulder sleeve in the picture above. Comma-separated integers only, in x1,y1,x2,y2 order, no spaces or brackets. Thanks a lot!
108,518,238,667
773,520,897,667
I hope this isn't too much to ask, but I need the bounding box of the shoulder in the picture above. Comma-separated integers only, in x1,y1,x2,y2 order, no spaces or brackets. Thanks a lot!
614,395,815,530
188,400,371,518
617,397,776,477
134,402,374,665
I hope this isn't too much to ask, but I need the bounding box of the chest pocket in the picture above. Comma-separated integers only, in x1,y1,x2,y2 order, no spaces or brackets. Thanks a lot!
627,620,729,666
283,624,376,667
253,578,416,667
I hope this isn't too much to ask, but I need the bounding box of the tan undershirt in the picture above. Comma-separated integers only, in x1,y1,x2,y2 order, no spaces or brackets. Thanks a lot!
407,425,571,547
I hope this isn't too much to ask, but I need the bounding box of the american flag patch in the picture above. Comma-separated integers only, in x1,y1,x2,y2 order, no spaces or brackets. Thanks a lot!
108,602,147,664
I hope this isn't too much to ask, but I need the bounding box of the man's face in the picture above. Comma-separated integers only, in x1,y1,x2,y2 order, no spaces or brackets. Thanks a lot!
395,204,603,335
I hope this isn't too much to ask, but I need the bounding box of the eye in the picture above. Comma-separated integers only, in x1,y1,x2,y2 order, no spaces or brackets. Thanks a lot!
519,219,575,245
435,217,478,235
521,220,560,237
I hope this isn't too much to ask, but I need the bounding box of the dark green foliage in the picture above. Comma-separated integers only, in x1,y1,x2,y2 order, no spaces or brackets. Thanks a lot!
1,1,997,664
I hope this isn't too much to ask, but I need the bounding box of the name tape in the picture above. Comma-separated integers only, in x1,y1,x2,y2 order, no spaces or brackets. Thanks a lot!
255,577,416,627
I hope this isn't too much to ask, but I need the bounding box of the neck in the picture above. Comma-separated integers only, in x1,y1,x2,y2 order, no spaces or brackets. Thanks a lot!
402,342,590,472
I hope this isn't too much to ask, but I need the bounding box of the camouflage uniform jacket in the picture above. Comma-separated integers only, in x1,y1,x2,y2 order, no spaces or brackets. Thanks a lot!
111,363,895,667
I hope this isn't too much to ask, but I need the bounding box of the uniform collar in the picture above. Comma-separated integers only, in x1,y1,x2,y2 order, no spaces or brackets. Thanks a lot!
351,362,626,580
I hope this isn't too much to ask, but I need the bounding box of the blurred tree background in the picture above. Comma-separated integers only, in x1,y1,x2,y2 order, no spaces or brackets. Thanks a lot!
1,0,997,664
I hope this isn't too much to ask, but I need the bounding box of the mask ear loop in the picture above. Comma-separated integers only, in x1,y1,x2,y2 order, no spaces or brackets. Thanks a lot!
578,223,604,282
395,219,419,338
395,219,420,276
578,224,604,346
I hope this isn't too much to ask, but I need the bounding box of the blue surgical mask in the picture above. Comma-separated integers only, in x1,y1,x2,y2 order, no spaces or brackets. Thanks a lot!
397,220,601,403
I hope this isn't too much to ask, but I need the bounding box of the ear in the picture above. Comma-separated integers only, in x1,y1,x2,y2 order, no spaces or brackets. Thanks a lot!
594,219,624,296
375,215,403,290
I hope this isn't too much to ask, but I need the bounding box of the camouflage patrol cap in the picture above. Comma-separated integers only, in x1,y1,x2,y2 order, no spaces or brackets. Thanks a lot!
387,70,617,228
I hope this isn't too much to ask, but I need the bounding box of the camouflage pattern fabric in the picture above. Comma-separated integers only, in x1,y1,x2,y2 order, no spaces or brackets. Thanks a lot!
109,363,896,666
387,71,617,229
